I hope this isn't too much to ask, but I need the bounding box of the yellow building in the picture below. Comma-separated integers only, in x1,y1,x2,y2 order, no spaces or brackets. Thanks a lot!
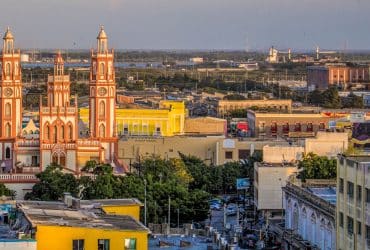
79,100,186,137
81,198,143,221
16,196,149,250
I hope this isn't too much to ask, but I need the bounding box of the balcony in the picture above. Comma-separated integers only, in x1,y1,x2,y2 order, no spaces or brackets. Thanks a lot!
16,140,40,147
0,174,38,183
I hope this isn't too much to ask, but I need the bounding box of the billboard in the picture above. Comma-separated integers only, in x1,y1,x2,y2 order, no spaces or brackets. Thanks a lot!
236,178,250,190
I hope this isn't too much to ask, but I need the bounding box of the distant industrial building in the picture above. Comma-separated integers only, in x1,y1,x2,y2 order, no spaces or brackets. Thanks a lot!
307,63,369,90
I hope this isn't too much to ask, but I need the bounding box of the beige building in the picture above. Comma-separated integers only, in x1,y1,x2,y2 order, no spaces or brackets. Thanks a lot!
247,110,333,138
263,145,304,163
254,161,298,216
218,99,292,117
336,155,370,250
304,131,348,157
184,117,226,135
117,137,289,168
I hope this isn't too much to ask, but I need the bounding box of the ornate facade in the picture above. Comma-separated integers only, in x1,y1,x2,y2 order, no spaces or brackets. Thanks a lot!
0,27,118,179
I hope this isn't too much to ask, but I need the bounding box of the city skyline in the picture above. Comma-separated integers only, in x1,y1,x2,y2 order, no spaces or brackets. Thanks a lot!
0,0,369,50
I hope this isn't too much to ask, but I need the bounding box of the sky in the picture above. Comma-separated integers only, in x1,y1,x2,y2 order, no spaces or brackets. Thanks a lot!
0,0,369,51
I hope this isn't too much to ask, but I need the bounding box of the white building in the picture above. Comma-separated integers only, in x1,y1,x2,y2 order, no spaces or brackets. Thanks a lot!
283,181,336,250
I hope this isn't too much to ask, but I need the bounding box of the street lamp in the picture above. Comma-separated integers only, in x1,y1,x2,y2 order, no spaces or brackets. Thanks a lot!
144,179,147,227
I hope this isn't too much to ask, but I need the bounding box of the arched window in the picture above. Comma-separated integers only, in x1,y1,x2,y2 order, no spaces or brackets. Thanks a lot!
292,203,299,232
99,63,105,75
301,207,307,240
14,63,18,76
99,124,105,137
61,125,65,140
5,63,11,76
5,103,11,117
5,147,11,159
45,125,50,140
310,213,317,245
54,126,58,143
5,123,11,137
68,124,73,140
99,101,105,118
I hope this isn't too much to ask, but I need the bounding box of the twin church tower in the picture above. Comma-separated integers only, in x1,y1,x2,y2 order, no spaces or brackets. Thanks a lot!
0,27,118,173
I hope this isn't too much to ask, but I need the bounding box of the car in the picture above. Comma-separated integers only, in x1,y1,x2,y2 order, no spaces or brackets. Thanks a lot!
210,203,222,210
226,204,237,216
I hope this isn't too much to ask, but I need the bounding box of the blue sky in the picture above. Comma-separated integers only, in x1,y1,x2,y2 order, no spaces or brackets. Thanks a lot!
1,0,369,50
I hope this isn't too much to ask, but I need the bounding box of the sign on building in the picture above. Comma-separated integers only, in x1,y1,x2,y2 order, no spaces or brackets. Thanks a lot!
236,178,250,190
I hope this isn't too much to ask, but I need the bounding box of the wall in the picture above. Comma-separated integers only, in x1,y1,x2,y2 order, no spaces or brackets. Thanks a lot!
118,136,289,167
184,117,226,135
79,101,186,137
102,205,141,221
262,146,304,163
0,240,36,250
254,164,297,211
118,136,221,167
304,132,348,157
4,183,34,199
285,192,335,249
36,225,148,250
217,99,292,116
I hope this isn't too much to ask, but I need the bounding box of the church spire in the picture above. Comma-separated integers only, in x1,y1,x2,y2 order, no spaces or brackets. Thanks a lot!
3,27,14,54
54,50,64,76
97,26,108,54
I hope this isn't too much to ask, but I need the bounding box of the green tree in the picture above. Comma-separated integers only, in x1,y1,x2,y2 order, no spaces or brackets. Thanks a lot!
25,164,79,200
297,152,337,181
342,92,364,108
322,87,341,108
0,183,16,199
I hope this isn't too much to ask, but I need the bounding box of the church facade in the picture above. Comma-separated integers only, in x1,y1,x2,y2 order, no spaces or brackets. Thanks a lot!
0,27,119,176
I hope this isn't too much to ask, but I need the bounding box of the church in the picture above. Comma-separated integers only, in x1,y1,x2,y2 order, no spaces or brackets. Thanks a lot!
0,27,119,175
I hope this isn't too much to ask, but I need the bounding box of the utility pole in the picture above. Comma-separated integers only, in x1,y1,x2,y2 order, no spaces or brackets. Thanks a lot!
144,179,147,226
168,196,171,231
177,208,180,229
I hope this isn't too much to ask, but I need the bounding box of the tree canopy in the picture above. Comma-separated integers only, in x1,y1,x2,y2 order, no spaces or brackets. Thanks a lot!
297,152,337,181
25,153,259,225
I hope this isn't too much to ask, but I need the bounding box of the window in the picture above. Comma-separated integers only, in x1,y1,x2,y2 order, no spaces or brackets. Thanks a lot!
73,239,84,250
45,125,50,140
99,63,105,75
294,123,301,132
238,149,249,160
319,122,325,131
5,103,11,117
283,123,289,134
5,63,11,76
339,212,343,228
5,123,11,138
124,238,136,250
339,178,344,193
357,185,362,204
347,216,354,235
358,221,362,236
32,156,38,166
98,239,109,250
5,147,11,159
68,125,73,140
99,124,106,138
225,151,233,159
306,123,313,132
61,125,65,140
54,126,58,143
367,225,370,240
270,122,277,134
367,188,370,203
347,181,354,199
99,101,105,118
